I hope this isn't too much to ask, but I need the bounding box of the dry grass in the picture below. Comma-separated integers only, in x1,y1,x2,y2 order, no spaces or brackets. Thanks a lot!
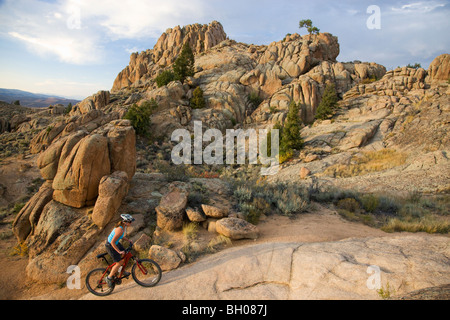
314,188,449,234
322,149,407,178
182,222,199,241
382,215,450,234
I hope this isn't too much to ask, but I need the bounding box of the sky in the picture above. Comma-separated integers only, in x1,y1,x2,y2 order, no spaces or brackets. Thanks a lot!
0,0,449,100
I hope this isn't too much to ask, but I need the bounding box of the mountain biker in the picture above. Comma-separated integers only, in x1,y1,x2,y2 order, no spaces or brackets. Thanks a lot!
105,214,135,287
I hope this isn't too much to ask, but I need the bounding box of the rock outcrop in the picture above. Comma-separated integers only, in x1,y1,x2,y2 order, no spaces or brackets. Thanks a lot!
4,20,449,291
91,171,129,229
72,91,111,115
112,21,227,92
428,54,450,82
148,245,183,271
12,116,137,281
216,217,259,240
12,181,53,241
270,58,449,194
82,235,450,300
52,133,111,208
110,22,385,136
26,200,100,284
155,188,188,231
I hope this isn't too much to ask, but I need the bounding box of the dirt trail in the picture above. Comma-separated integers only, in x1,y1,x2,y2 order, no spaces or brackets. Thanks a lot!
6,204,392,300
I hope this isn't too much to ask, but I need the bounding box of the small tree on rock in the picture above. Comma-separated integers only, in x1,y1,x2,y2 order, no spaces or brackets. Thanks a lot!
173,42,195,83
299,19,320,35
190,86,206,109
315,83,339,120
276,101,304,163
281,101,304,152
156,70,176,88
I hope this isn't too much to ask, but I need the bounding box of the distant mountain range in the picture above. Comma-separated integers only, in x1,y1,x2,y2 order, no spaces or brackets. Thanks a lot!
0,88,80,108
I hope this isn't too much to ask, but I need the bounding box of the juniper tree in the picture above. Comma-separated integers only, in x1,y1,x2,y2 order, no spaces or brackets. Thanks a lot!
190,86,206,109
299,19,320,35
315,83,339,120
173,42,195,83
281,100,304,152
274,101,304,163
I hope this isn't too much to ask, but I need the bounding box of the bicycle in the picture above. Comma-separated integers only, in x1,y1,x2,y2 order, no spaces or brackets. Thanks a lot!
85,243,162,296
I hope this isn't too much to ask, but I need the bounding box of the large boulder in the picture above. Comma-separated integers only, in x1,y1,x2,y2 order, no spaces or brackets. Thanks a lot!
91,171,129,229
52,134,111,208
428,53,450,81
26,200,100,284
105,120,137,179
148,245,182,271
216,217,259,240
12,181,54,241
75,90,110,115
37,131,86,180
201,204,227,218
155,189,188,231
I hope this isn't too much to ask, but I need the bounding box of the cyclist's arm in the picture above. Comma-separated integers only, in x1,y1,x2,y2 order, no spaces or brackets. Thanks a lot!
111,228,125,254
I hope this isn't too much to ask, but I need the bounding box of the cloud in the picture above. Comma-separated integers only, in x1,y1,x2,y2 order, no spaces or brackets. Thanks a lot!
0,0,105,65
8,31,102,65
0,0,208,65
391,1,446,13
77,0,208,39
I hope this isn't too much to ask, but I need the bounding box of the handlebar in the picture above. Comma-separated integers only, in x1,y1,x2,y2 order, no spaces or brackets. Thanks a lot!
125,242,134,253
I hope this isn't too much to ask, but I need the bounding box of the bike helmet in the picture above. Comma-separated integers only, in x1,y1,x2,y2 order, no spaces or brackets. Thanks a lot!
121,214,135,223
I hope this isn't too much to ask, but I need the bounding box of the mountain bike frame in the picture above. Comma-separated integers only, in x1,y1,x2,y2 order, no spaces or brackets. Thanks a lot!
97,244,148,281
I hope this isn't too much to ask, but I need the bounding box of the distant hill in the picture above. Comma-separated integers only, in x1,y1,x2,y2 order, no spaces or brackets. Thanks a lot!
0,88,80,108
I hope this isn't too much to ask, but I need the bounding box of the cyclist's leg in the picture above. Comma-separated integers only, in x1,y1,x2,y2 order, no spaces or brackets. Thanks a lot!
109,259,124,278
106,242,125,278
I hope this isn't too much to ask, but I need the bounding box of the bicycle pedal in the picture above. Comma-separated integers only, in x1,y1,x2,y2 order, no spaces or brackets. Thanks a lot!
123,271,131,278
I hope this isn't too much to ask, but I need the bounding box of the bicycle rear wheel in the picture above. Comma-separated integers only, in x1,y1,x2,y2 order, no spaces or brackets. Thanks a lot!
85,268,115,296
132,259,162,287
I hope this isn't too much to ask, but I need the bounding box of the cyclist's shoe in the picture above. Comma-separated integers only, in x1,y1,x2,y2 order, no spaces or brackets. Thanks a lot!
123,271,131,278
106,276,114,288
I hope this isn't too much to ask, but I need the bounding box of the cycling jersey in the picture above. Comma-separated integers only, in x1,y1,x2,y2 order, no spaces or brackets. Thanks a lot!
107,226,126,245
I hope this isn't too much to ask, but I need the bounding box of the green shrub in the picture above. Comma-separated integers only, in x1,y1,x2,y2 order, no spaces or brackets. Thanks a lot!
337,198,360,213
360,194,379,213
124,99,158,137
399,203,425,218
234,186,253,203
155,70,176,87
276,189,308,216
406,63,421,69
248,91,263,110
231,181,310,219
190,87,206,109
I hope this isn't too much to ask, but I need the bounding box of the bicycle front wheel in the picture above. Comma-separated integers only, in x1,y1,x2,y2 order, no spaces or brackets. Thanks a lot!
85,268,115,296
132,259,162,287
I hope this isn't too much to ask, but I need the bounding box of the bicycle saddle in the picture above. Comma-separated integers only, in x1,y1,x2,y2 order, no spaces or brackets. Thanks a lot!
97,253,108,259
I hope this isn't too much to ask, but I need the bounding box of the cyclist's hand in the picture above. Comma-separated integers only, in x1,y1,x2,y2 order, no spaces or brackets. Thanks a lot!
119,251,125,256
